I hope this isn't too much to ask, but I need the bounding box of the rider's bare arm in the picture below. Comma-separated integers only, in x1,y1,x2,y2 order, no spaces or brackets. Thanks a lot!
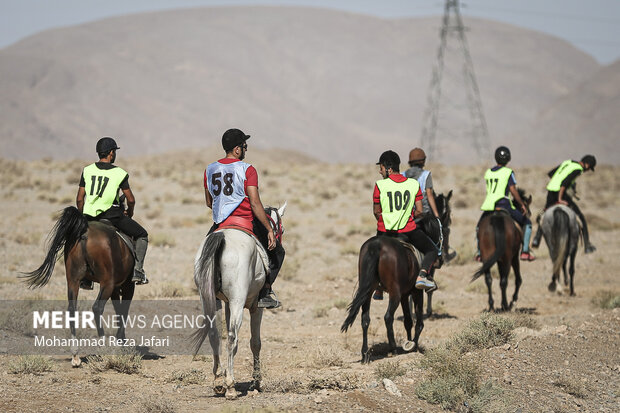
247,185,276,250
204,187,213,209
122,187,136,218
509,185,527,213
414,199,424,219
76,186,86,213
373,202,382,221
426,188,440,218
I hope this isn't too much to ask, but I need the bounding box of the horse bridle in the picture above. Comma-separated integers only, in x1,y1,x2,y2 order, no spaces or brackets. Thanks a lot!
266,207,284,243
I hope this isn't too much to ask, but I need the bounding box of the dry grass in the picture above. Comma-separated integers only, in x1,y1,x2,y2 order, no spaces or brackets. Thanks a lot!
139,399,176,413
87,350,143,374
373,359,407,381
8,355,54,375
592,290,620,309
150,233,176,248
552,376,589,399
165,368,206,385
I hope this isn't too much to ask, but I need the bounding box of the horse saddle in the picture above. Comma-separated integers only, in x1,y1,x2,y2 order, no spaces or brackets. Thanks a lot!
396,239,424,267
212,227,271,275
491,209,524,237
97,219,137,259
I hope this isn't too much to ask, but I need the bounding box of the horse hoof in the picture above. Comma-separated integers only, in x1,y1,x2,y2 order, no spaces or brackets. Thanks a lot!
402,340,415,352
225,388,238,400
249,380,262,392
213,385,226,395
548,283,556,292
71,355,81,368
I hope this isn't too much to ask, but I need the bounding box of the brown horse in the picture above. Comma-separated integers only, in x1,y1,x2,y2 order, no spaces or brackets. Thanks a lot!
341,236,424,363
22,206,135,366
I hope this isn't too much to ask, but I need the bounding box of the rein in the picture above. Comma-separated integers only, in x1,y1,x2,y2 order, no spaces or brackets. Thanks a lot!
266,208,284,243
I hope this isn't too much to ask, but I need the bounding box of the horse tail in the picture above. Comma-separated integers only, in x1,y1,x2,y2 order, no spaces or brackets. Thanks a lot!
21,206,88,288
472,214,506,281
341,239,380,333
191,232,225,355
551,208,569,276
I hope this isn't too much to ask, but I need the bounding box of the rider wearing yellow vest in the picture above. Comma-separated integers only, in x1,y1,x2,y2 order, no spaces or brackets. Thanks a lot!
76,137,149,288
476,146,535,261
531,155,597,253
373,151,439,292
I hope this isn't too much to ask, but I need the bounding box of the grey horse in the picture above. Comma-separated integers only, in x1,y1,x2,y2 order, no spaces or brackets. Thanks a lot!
541,204,580,295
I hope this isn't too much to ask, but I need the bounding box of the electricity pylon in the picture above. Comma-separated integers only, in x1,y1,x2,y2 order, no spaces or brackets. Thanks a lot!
420,0,490,160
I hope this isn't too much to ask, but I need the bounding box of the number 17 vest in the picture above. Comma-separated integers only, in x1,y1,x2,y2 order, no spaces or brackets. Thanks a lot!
376,177,420,231
206,161,250,224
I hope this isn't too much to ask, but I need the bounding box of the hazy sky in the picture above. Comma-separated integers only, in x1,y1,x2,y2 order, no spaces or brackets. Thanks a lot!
1,0,619,64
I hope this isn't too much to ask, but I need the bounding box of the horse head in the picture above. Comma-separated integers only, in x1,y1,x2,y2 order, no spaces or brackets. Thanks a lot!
266,201,287,243
515,188,533,217
435,190,453,256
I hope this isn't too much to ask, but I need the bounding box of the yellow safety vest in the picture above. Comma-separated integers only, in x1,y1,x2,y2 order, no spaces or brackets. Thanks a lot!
376,177,419,231
546,160,583,192
481,167,514,211
82,163,128,217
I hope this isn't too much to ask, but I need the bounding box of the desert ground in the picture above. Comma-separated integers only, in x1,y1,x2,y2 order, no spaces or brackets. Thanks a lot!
0,149,618,412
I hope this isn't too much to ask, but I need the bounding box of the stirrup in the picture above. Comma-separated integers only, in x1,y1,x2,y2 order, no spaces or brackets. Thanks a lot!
132,270,149,285
258,290,281,309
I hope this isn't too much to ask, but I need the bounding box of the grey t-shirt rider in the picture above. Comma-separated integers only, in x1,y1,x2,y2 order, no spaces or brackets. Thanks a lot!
404,165,434,216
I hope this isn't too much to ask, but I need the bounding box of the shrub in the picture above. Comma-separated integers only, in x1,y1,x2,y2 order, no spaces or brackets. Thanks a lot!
448,313,515,354
150,233,176,248
592,290,620,309
416,347,480,409
87,350,142,374
166,368,206,385
139,399,176,413
552,376,588,399
374,360,407,381
8,355,54,375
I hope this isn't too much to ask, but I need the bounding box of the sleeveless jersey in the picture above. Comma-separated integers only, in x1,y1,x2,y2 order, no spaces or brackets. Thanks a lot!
376,177,420,231
546,160,583,192
206,160,250,224
82,163,128,217
481,166,514,211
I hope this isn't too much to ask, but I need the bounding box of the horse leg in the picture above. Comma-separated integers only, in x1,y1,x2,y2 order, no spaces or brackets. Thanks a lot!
92,281,115,338
361,297,372,363
224,300,243,400
249,307,264,391
411,289,424,351
509,254,522,310
384,295,400,357
111,280,135,340
425,267,435,317
498,261,511,311
484,270,494,311
66,258,82,367
569,250,577,296
562,256,569,286
209,300,224,395
400,295,414,352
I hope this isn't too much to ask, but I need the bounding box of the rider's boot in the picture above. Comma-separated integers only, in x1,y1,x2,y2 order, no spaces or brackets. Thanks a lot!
373,289,384,300
520,224,536,261
131,237,149,285
582,225,597,254
415,269,436,291
258,285,281,309
258,242,284,309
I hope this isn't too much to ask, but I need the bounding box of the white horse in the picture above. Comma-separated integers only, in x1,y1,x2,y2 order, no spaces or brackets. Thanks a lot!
192,204,286,399
541,204,580,295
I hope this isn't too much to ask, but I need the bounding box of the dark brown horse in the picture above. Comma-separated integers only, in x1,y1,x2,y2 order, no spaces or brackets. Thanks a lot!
341,236,424,363
22,206,135,366
471,189,531,311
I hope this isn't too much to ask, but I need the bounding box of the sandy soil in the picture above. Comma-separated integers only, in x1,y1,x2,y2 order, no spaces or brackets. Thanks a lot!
0,150,618,412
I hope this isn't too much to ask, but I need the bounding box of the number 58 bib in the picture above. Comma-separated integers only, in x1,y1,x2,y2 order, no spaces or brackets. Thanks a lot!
206,161,250,224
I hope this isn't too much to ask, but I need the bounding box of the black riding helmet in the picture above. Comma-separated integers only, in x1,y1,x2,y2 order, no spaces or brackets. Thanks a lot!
581,154,596,171
96,137,120,154
494,146,511,165
376,150,401,172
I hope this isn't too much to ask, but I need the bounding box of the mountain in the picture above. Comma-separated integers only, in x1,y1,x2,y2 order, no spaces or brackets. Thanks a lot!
520,59,620,164
0,6,608,164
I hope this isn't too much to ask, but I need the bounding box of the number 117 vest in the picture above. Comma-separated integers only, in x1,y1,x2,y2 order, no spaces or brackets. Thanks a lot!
206,161,250,224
